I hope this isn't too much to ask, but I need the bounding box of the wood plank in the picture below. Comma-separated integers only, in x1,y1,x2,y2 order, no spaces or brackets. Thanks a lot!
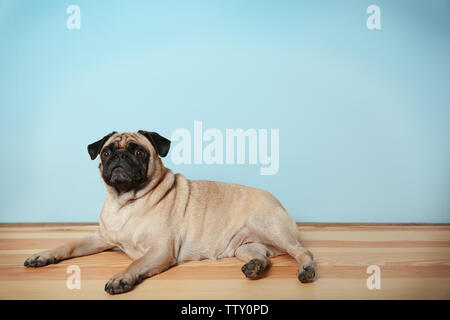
0,278,448,300
0,224,448,299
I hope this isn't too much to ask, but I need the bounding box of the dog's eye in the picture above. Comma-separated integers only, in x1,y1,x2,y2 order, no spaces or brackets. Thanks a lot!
135,150,144,158
102,151,110,158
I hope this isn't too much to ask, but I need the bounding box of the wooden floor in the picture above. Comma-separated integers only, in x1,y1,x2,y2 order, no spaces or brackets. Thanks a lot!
0,223,449,300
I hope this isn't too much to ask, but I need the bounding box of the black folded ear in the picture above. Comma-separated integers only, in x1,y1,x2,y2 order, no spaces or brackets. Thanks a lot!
87,131,117,160
138,130,171,157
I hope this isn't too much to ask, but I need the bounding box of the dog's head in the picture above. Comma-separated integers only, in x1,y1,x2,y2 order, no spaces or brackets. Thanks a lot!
87,131,170,193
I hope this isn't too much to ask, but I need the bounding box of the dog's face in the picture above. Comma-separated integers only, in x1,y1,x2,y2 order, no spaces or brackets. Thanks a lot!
87,131,170,193
100,139,150,192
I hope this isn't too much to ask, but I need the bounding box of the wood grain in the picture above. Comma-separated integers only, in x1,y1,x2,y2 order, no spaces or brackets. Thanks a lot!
0,224,449,299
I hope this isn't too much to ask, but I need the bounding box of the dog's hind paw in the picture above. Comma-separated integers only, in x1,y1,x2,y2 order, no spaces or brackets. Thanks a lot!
297,263,316,283
241,258,265,279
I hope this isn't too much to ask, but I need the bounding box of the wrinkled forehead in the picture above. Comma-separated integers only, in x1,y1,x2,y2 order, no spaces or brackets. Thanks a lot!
104,132,152,150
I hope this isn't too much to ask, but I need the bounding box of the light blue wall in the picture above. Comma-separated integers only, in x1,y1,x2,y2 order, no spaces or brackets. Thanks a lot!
0,0,449,222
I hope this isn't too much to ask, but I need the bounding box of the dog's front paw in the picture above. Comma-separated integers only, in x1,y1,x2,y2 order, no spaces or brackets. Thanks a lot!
105,272,138,295
24,251,59,268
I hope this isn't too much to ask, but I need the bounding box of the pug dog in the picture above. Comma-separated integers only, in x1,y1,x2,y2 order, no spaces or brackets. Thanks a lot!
24,131,315,294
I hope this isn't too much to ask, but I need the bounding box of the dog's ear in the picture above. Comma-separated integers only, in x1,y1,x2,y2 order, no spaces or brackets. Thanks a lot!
87,131,117,160
138,130,171,157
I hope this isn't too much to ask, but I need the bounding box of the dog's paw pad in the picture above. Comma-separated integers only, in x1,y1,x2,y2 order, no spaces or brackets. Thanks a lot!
241,258,265,279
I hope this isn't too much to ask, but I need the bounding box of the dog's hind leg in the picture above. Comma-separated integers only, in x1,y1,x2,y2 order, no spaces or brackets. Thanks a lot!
285,242,315,283
246,209,316,283
235,243,271,279
267,236,315,283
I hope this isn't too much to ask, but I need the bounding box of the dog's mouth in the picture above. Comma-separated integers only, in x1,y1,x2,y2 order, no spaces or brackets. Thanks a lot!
112,166,126,173
109,165,132,183
102,161,148,193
